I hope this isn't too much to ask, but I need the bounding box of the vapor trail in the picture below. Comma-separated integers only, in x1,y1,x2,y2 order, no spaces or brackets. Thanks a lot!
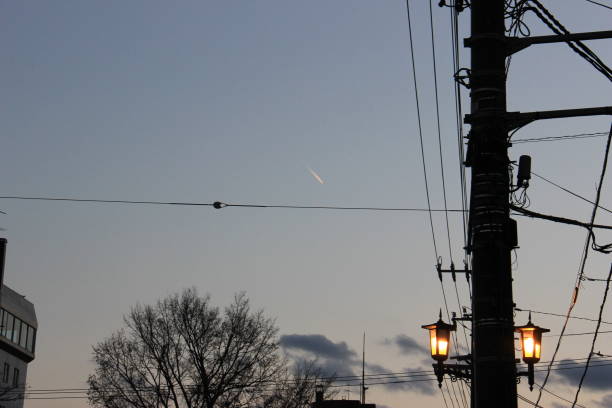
307,167,324,184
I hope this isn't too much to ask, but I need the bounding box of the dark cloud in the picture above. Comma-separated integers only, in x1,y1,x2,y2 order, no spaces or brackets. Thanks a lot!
280,334,435,395
280,334,357,377
382,334,428,355
280,334,356,361
552,357,612,391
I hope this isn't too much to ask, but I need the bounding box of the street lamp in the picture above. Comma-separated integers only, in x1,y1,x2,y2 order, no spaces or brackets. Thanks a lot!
422,310,454,362
422,310,470,387
515,313,549,390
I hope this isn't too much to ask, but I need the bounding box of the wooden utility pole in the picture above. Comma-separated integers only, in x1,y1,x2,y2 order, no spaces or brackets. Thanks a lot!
467,1,518,407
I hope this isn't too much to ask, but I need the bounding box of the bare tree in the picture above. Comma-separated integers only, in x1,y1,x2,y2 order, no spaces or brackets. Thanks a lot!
88,290,285,408
259,360,337,408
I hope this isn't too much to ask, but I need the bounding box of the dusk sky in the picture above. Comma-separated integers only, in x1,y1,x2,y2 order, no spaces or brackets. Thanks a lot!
1,1,611,407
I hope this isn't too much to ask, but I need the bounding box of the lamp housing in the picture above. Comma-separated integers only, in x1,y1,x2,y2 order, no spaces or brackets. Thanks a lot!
515,319,549,364
422,313,456,362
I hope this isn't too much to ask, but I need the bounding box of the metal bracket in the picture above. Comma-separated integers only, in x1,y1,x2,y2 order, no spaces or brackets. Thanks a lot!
433,362,472,387
505,107,612,131
465,106,612,132
516,364,535,391
437,262,471,284
505,30,612,56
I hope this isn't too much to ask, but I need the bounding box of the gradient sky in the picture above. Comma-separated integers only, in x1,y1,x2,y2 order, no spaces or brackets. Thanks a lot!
1,1,611,407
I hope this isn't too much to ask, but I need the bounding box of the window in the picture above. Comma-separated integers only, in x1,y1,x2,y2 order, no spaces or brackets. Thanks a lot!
19,324,27,349
2,363,9,383
11,319,20,344
5,315,13,342
12,368,18,388
26,326,35,353
0,309,36,352
0,311,6,338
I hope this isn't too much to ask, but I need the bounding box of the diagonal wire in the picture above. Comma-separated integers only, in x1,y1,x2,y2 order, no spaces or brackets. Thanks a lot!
512,131,607,143
571,264,612,407
527,0,612,81
536,122,612,406
428,3,470,407
405,0,439,261
428,0,454,264
405,2,466,407
584,0,612,10
529,171,612,215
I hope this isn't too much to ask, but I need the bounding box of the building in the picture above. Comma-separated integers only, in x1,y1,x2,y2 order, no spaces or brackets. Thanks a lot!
0,240,37,408
312,388,376,408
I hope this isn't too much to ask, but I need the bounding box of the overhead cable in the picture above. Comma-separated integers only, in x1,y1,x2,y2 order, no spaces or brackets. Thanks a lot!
584,0,612,10
529,171,612,215
510,205,612,232
512,131,607,144
515,307,612,326
428,2,469,406
0,196,466,213
571,264,612,407
535,123,612,406
527,0,612,81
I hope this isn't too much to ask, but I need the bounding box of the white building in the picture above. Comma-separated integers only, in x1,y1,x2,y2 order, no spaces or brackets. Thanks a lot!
0,240,37,408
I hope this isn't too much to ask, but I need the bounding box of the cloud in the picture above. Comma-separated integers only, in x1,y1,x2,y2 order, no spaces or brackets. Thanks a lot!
552,357,612,391
382,334,427,355
280,334,435,395
596,394,612,407
280,334,357,377
280,334,356,361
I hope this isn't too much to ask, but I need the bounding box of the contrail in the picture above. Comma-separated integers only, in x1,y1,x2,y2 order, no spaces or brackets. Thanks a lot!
307,167,324,184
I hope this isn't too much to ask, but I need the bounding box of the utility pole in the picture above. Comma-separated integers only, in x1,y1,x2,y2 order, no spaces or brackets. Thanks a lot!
422,1,610,405
466,1,517,407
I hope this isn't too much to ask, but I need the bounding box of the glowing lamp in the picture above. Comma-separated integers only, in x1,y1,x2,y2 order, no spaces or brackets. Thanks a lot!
515,315,549,365
422,311,455,362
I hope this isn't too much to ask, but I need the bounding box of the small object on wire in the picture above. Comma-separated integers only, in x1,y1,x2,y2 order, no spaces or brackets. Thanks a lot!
453,68,471,89
516,155,532,188
213,201,227,209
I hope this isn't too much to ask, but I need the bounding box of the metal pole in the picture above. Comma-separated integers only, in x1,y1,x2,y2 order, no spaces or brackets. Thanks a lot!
467,1,517,407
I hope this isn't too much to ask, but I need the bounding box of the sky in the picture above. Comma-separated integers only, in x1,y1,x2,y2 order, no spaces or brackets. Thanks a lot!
0,0,611,407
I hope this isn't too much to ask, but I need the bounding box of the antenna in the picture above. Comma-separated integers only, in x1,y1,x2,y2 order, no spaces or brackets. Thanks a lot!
361,332,368,404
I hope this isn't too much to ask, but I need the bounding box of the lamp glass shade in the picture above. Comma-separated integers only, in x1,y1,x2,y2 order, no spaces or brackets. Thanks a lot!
422,319,453,362
516,321,549,364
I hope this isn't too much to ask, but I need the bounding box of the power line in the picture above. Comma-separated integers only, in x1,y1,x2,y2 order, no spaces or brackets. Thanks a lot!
510,205,612,232
583,276,611,282
0,196,467,213
405,0,440,260
527,0,612,81
547,329,612,337
529,171,612,215
512,131,607,144
428,3,469,407
571,264,612,407
518,393,544,408
584,0,612,10
15,360,612,400
429,0,454,265
515,307,612,326
405,1,463,405
535,383,588,408
536,123,612,406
